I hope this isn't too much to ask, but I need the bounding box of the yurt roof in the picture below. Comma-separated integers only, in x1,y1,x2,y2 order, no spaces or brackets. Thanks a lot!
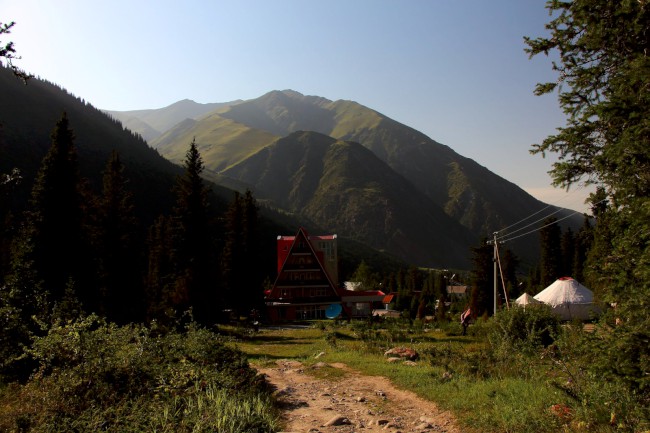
534,277,594,306
515,292,542,305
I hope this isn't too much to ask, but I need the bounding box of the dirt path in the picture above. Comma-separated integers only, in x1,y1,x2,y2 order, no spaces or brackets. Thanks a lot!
258,359,462,433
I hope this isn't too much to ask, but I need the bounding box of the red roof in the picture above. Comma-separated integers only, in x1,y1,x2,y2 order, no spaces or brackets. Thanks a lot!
339,289,386,297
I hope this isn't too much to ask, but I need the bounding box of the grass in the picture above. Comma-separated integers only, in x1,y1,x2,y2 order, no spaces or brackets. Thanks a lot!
222,320,579,433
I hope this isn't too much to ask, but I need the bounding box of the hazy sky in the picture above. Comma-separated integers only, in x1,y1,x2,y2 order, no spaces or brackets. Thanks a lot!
2,0,592,213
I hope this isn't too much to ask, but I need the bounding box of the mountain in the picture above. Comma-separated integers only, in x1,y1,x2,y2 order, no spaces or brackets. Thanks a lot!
0,69,405,279
140,90,582,267
213,90,565,235
104,99,241,142
222,131,473,266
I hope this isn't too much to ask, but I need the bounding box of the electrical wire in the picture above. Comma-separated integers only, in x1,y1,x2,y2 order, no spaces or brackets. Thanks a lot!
498,197,606,243
495,206,566,241
494,184,588,241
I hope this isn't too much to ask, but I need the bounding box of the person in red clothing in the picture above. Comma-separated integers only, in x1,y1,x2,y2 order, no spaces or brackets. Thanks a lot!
460,307,472,336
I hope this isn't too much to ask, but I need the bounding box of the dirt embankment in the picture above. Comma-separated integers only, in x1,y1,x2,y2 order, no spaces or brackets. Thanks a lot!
258,360,462,433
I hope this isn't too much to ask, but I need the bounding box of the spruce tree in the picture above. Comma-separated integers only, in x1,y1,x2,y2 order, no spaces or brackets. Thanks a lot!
526,0,649,396
469,238,493,316
221,192,244,314
560,227,575,278
241,189,263,311
172,138,216,323
1,113,89,379
96,151,144,323
501,248,520,300
539,217,562,286
9,113,91,311
145,214,178,324
572,216,592,283
434,272,448,322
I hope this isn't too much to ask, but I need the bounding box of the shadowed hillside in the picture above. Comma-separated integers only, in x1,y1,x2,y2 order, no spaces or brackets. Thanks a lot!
223,131,473,267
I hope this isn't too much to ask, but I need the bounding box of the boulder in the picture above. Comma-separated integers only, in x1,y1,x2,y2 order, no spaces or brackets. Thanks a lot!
384,347,419,361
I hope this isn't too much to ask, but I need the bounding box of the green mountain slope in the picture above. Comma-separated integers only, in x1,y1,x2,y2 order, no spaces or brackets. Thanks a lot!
213,91,582,263
223,131,473,267
216,90,563,234
104,98,241,142
151,112,278,172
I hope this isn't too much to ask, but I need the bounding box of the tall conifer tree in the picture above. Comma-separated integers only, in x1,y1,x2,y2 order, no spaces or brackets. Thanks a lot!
145,214,178,324
469,238,493,316
96,151,144,323
9,113,92,311
526,0,649,395
560,227,575,278
172,138,216,322
1,114,89,378
539,217,562,286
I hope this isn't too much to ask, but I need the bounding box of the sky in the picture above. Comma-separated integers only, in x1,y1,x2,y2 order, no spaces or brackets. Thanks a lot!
2,0,593,213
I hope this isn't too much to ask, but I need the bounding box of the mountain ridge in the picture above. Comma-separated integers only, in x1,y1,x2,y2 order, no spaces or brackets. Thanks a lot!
104,98,242,141
107,89,584,267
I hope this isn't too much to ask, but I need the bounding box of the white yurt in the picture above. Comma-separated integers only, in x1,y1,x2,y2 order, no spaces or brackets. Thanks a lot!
534,277,600,320
514,292,542,309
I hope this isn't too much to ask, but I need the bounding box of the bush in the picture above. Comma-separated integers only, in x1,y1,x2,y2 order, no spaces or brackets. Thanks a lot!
488,305,560,353
0,315,279,432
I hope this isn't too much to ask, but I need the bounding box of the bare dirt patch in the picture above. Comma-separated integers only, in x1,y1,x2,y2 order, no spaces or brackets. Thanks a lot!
258,359,462,433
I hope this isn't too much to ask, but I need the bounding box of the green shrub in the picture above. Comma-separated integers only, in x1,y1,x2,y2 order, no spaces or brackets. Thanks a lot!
0,315,279,432
488,305,560,354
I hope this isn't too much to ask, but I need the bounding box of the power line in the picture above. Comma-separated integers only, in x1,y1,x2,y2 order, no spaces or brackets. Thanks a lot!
498,197,606,243
499,210,581,243
495,185,588,241
495,206,566,241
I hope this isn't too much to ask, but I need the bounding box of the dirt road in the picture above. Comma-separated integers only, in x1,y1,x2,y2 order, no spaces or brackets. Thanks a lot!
258,359,462,433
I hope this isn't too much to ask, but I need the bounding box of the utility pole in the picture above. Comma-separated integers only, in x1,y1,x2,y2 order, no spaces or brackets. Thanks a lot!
487,232,499,316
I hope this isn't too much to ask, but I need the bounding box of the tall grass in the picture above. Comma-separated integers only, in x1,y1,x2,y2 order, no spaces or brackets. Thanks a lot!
150,383,280,433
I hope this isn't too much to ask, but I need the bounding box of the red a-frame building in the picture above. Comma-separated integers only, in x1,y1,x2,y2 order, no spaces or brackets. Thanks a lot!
265,227,341,322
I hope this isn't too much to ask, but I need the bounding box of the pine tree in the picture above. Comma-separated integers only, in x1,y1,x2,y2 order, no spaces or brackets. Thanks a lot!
1,113,90,379
96,151,144,323
469,238,493,316
145,215,178,324
221,191,244,313
172,139,217,323
539,217,562,286
572,216,592,283
241,189,263,311
9,112,91,310
220,189,264,317
560,227,575,278
526,0,649,395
